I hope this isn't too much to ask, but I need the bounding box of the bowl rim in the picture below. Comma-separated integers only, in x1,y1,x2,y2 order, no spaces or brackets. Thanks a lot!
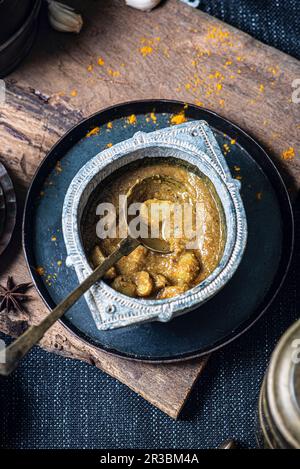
62,121,247,329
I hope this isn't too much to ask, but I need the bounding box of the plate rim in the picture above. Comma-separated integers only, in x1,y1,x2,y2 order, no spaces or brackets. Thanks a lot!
22,99,294,363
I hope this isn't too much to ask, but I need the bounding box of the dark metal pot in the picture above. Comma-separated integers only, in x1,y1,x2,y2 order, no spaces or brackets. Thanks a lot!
257,319,300,448
0,0,34,44
0,0,41,78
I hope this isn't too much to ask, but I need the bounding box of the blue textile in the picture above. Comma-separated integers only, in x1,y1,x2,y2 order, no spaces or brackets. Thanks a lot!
195,0,300,60
0,200,299,449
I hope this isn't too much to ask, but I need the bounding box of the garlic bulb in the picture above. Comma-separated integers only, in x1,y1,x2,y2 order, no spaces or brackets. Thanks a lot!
47,1,83,33
125,0,162,12
180,0,200,7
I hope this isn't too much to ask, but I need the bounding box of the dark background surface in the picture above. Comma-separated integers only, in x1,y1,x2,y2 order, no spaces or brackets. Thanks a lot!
0,1,299,449
196,0,300,60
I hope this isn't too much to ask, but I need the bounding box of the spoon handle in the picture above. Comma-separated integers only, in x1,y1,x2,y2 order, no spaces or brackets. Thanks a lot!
0,236,139,376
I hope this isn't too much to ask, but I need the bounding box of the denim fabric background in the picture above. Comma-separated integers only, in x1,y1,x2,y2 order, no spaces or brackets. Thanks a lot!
195,0,299,60
0,2,299,449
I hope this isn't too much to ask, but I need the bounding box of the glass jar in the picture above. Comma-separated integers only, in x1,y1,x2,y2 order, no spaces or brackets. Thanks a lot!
257,319,300,448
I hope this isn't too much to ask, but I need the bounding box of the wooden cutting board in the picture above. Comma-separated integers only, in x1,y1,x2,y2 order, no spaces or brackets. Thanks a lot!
0,0,299,418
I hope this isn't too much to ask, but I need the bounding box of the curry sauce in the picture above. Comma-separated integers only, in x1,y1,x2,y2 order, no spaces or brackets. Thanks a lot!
85,162,225,300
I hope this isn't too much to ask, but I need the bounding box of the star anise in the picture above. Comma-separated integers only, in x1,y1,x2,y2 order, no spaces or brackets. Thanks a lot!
0,276,33,314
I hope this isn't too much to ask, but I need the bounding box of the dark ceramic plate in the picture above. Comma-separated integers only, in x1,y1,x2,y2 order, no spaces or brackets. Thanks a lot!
23,101,294,362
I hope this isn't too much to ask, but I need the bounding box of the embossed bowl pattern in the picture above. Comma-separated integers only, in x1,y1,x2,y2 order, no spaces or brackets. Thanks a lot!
62,121,247,330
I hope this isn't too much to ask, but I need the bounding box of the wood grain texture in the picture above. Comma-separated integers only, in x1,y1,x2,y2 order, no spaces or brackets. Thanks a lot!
0,0,299,417
0,82,208,418
10,0,300,193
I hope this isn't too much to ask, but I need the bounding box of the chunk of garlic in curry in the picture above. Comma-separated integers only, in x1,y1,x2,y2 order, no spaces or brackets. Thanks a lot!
47,1,83,33
125,0,162,12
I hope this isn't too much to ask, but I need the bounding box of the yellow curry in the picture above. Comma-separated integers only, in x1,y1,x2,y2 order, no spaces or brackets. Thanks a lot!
85,162,225,300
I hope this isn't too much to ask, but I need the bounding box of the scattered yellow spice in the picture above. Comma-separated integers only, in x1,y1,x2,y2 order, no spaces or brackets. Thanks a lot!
282,147,295,160
268,66,279,75
107,122,113,129
98,57,105,66
57,260,62,267
140,46,153,57
127,114,137,125
259,84,265,93
234,165,240,172
170,111,187,125
36,266,45,276
87,64,93,72
70,89,77,97
51,235,57,242
106,143,113,148
206,26,230,43
231,139,236,145
86,127,100,137
150,112,157,123
108,69,120,78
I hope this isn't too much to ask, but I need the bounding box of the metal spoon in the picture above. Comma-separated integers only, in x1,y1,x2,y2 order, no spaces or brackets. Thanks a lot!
0,176,174,376
125,174,185,254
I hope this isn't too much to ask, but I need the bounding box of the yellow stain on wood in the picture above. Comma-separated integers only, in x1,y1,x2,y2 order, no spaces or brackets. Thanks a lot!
282,147,295,160
55,161,62,173
108,69,120,77
140,46,153,57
